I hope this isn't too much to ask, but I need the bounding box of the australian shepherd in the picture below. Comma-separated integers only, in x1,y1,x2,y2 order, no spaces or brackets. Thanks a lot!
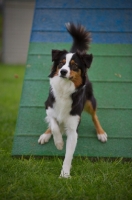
38,23,107,178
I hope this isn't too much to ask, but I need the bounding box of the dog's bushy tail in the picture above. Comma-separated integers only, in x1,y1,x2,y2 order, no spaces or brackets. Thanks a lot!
65,22,91,53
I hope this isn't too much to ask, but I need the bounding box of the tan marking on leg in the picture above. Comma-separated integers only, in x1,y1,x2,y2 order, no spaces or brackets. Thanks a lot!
38,128,52,144
45,128,52,134
84,100,105,134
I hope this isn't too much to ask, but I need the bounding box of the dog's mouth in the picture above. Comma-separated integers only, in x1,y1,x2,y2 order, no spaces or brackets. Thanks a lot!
60,75,67,79
60,75,73,80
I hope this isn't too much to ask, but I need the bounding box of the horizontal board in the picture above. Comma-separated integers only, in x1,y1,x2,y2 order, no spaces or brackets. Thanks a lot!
12,135,132,158
88,57,132,82
26,55,52,79
20,80,50,107
26,55,132,82
32,9,132,32
28,43,132,56
30,31,132,43
15,107,132,138
20,80,132,109
36,0,132,9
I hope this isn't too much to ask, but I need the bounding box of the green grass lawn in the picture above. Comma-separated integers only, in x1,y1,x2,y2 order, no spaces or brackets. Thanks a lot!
0,64,132,200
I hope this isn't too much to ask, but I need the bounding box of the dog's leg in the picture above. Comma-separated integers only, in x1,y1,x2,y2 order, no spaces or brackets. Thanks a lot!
84,100,107,142
38,128,52,144
38,111,63,149
49,117,64,150
60,115,79,178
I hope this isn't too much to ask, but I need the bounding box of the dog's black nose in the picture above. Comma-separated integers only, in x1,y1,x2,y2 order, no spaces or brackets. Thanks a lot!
60,69,68,76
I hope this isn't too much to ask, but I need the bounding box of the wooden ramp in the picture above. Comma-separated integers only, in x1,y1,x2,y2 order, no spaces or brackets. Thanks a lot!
12,0,132,158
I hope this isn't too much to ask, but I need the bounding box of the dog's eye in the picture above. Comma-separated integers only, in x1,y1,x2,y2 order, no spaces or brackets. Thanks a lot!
58,62,64,69
72,64,78,71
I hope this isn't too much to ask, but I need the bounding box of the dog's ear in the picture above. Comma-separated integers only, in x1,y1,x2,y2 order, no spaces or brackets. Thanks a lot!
77,51,93,69
81,54,93,69
52,49,68,61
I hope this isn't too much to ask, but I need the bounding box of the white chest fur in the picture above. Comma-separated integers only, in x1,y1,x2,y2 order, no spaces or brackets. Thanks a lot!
48,76,76,123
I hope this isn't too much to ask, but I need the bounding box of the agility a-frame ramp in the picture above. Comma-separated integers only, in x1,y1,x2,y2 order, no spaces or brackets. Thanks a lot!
12,0,132,158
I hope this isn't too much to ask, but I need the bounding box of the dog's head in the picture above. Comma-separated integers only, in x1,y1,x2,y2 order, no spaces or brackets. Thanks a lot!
49,49,93,87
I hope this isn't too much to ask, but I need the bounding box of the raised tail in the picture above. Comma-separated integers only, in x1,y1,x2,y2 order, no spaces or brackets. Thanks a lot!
65,22,91,53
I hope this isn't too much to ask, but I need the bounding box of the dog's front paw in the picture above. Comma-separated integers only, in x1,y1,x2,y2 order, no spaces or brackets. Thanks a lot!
59,169,71,178
97,133,107,143
38,133,52,144
53,135,64,150
55,141,64,150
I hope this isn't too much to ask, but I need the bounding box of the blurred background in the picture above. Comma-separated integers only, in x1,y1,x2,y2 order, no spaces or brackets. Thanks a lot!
0,0,35,65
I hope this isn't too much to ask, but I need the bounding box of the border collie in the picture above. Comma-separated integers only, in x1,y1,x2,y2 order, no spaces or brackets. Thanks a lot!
38,23,107,178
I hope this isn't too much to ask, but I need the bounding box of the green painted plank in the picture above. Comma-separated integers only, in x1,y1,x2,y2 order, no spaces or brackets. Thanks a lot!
12,136,132,158
26,55,132,82
28,43,132,56
20,80,132,109
94,82,132,109
89,56,132,82
20,80,49,107
26,55,51,79
15,107,132,138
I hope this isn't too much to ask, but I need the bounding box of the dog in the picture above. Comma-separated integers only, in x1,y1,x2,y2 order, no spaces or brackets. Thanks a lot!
38,23,107,178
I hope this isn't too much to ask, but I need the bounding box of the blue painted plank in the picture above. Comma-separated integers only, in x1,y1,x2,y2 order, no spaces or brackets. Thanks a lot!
32,9,132,32
36,0,132,9
30,31,132,43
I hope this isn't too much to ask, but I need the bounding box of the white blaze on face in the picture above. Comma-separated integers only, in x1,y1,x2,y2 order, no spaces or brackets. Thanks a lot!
59,53,74,78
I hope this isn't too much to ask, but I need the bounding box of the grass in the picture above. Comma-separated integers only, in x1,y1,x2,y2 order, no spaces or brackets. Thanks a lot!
0,12,3,59
0,64,132,200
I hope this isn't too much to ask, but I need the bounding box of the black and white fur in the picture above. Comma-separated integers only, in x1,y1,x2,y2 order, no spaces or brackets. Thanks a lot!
38,23,107,178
